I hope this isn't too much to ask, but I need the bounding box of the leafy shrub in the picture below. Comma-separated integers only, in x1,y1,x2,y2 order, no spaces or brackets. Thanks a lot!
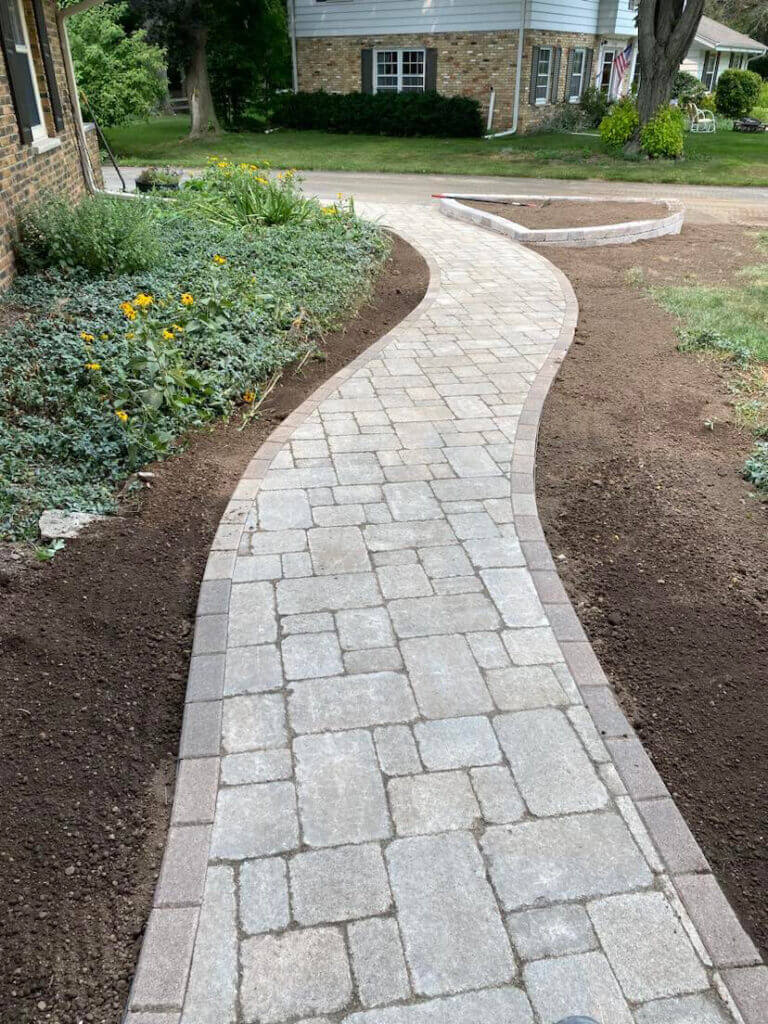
599,97,639,151
15,195,163,276
68,2,166,128
178,159,319,227
272,90,483,138
744,441,768,495
752,107,768,122
673,70,707,104
135,166,183,192
640,105,685,159
1,207,388,539
715,69,763,118
535,102,582,132
698,93,716,111
580,86,611,128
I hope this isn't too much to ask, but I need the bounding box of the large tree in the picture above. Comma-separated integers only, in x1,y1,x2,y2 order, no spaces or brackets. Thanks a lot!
635,0,706,123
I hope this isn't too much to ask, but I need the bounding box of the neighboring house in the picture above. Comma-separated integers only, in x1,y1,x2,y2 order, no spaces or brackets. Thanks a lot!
680,15,766,91
0,0,102,288
289,0,767,133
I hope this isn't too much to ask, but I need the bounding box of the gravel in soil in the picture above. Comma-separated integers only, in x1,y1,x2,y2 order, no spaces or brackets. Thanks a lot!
461,198,666,229
535,223,768,959
0,233,429,1023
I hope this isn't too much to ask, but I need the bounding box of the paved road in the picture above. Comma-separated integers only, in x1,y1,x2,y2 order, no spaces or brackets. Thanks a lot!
104,165,768,226
124,202,764,1024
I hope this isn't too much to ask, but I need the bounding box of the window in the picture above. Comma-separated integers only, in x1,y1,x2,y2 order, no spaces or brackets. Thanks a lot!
701,51,718,90
568,48,586,101
534,46,552,105
3,0,46,141
374,49,425,94
599,49,615,92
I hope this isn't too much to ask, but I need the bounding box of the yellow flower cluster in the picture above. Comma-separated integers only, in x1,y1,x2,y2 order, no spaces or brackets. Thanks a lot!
321,206,338,217
85,361,101,371
134,293,154,309
181,293,194,306
162,329,175,341
212,254,227,265
115,409,128,423
80,331,95,344
243,390,256,404
120,301,137,321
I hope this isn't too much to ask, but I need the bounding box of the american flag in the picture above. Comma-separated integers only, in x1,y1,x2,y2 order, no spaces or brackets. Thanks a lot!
614,42,633,79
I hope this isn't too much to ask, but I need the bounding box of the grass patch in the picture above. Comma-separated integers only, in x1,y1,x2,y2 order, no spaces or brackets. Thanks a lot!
103,116,768,187
1,192,388,541
651,233,768,495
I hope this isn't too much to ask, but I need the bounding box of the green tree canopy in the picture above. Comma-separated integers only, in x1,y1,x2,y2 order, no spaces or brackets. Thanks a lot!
68,2,166,128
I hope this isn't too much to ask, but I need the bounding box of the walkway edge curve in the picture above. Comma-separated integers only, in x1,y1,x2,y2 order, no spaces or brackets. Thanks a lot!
504,237,765,1024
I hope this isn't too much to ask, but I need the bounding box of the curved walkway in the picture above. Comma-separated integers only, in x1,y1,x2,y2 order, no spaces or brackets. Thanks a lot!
125,205,763,1024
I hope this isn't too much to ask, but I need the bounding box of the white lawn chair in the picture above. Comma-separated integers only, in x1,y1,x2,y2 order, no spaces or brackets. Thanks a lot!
686,103,716,133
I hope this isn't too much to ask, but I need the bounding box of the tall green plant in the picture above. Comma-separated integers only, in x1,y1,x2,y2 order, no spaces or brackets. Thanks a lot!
68,2,166,127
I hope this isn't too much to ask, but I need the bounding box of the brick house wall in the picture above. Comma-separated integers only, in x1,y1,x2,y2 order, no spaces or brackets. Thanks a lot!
0,0,99,289
296,29,600,133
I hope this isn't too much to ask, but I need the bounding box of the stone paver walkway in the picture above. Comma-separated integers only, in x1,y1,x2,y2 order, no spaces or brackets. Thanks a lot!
125,204,763,1024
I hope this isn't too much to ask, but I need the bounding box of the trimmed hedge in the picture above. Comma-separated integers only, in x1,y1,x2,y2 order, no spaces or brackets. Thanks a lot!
715,69,763,118
272,90,484,138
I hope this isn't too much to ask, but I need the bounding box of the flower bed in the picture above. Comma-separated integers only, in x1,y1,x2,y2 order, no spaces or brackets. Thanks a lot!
1,164,388,540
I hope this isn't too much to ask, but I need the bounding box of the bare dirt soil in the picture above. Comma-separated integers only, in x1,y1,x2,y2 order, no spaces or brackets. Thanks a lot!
535,222,768,959
0,234,429,1024
461,197,666,229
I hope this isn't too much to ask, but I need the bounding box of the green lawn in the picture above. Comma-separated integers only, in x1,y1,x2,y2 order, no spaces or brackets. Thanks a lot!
104,115,768,186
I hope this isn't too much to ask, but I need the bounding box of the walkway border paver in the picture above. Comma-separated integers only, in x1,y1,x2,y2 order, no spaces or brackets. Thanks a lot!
123,204,765,1024
438,194,684,246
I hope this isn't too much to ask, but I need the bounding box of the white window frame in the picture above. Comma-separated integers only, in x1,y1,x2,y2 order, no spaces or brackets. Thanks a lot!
568,48,587,102
7,0,47,142
599,48,616,94
701,51,718,91
535,46,552,106
373,48,426,95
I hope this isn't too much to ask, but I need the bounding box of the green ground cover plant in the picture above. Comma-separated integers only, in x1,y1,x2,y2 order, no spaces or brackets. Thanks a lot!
1,174,388,540
652,233,768,495
104,116,768,186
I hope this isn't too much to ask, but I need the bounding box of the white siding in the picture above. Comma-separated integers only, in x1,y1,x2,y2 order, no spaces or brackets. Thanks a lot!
295,0,523,37
680,44,704,79
597,0,635,38
295,0,604,39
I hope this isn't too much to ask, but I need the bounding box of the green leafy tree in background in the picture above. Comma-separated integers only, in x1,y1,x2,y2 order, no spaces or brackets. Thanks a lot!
68,2,166,127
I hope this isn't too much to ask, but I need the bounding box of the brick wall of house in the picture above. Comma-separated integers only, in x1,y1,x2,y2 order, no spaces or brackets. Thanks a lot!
0,0,92,288
296,29,600,134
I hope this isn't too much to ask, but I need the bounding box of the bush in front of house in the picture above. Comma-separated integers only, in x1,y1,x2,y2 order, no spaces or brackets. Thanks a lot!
715,69,763,118
579,86,612,128
1,198,388,540
673,70,707,105
640,105,685,158
15,195,163,276
178,159,320,227
272,90,484,138
598,97,640,151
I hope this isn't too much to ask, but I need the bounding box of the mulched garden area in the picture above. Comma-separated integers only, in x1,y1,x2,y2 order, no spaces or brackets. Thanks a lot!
535,223,768,959
0,234,428,1024
460,198,666,229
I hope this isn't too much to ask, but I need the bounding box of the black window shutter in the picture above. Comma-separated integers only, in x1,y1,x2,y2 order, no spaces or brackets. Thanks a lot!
425,48,437,92
549,47,562,103
528,45,540,105
31,0,63,132
583,48,594,92
361,48,373,94
0,0,34,143
565,48,575,98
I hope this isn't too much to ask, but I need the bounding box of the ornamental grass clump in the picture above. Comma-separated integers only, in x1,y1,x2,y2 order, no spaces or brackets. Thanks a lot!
178,159,321,227
1,202,388,540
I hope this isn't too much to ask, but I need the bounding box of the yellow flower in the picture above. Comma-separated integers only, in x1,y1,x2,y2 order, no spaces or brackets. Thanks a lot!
162,329,175,340
172,323,184,332
212,254,227,265
256,177,268,185
243,390,255,403
126,332,135,340
134,292,154,309
321,206,337,216
120,301,137,320
85,361,101,371
100,333,109,340
80,331,95,343
115,409,129,422
181,293,194,306
337,192,344,199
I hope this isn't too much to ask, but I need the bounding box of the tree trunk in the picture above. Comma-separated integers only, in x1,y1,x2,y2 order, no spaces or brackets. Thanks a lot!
635,0,705,125
185,24,220,139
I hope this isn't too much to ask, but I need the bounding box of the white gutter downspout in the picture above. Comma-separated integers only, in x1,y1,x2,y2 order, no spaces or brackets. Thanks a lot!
289,0,299,92
485,0,528,138
57,0,107,194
